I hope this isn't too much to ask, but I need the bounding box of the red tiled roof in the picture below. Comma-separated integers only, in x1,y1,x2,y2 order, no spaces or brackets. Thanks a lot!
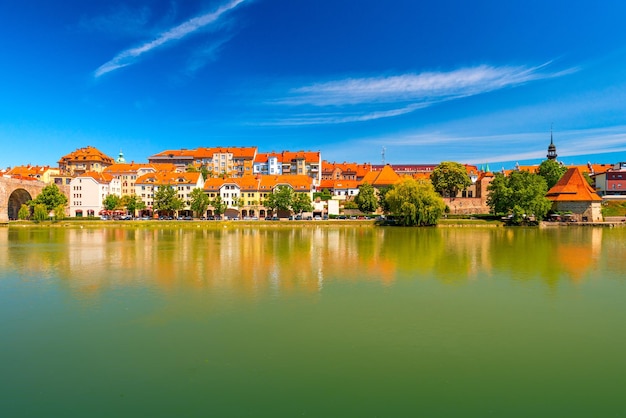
78,171,114,183
254,152,283,163
282,151,321,163
136,171,201,185
546,167,602,202
58,146,114,165
360,164,400,186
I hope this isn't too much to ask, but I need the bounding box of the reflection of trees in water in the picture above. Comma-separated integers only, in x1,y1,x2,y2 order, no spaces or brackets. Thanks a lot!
4,226,620,298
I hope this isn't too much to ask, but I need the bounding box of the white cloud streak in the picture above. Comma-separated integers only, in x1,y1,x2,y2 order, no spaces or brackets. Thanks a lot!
270,63,576,125
350,126,626,166
94,0,247,78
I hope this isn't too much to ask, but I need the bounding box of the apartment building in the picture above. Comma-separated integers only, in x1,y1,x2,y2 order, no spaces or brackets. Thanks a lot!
68,172,114,217
135,171,205,214
103,162,178,197
148,147,257,178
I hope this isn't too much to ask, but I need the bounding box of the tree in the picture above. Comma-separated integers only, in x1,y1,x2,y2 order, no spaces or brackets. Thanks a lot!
103,194,121,213
537,159,567,189
33,204,48,223
154,185,184,217
384,178,446,226
200,166,211,181
131,196,146,216
210,196,227,218
430,161,472,198
30,184,68,212
190,188,210,218
486,171,552,224
313,188,332,201
264,186,294,215
18,204,30,220
121,195,144,217
292,193,314,214
377,186,392,214
54,204,66,221
354,182,378,213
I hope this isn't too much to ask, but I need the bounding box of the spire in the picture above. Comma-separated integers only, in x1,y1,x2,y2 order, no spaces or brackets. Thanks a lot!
116,149,126,164
547,124,557,160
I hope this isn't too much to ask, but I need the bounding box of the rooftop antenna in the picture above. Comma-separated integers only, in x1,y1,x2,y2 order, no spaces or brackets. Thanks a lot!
381,146,386,165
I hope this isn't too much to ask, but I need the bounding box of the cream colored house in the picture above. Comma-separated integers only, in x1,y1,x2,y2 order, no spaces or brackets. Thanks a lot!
69,172,113,217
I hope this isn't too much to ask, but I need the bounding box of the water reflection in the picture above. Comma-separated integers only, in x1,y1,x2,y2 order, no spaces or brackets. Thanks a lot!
2,225,622,298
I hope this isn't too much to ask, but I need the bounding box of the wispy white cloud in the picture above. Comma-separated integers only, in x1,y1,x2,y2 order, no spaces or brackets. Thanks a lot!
351,126,626,166
271,63,576,124
94,0,248,78
258,103,429,126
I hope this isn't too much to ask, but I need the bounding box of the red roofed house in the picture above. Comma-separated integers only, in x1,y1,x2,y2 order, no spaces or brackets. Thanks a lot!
58,146,114,176
546,167,603,222
591,162,626,197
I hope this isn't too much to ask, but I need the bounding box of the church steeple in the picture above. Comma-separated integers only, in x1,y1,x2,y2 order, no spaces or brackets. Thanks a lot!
116,149,126,164
547,125,557,160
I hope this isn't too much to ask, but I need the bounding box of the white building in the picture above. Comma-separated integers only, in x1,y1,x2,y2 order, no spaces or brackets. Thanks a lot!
69,172,113,217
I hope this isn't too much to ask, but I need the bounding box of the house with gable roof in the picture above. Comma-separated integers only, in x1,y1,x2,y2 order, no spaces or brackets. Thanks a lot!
546,167,603,222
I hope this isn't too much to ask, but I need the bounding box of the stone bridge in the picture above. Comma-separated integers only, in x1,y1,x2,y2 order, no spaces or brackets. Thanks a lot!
0,177,46,222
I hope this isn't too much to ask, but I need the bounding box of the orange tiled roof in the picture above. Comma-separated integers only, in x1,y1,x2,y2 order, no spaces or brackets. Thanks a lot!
318,179,335,189
282,151,321,163
104,162,154,173
78,171,114,183
260,175,313,191
566,163,612,176
413,172,432,181
104,162,179,174
360,164,400,186
237,175,261,191
58,146,114,164
151,149,196,158
546,167,602,202
321,161,372,177
254,152,283,163
203,175,312,192
136,171,201,185
516,165,540,173
5,165,55,178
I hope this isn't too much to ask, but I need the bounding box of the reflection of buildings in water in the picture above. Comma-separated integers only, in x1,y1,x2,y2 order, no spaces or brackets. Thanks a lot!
0,229,8,267
7,226,612,299
555,228,602,283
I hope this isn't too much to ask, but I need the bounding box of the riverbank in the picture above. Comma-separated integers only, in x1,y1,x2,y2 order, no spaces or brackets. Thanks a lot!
6,218,623,228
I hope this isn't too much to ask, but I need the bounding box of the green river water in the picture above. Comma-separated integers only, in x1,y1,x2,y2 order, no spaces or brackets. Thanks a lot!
1,224,626,417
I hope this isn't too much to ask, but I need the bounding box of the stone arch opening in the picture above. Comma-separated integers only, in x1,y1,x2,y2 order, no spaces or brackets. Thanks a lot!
8,189,32,220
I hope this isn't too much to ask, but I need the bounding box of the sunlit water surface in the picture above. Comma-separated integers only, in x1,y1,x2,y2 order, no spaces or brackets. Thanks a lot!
2,225,626,417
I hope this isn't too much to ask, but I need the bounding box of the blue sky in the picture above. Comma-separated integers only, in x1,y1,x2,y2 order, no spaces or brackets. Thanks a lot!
3,0,626,170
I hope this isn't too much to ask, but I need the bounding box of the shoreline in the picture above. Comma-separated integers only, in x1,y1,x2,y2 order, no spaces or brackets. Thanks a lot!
4,218,625,228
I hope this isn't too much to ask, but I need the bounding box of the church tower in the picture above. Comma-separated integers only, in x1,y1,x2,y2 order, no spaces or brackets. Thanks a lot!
547,127,557,160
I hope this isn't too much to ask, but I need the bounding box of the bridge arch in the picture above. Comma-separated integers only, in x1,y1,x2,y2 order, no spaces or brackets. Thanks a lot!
8,189,33,220
0,177,46,222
